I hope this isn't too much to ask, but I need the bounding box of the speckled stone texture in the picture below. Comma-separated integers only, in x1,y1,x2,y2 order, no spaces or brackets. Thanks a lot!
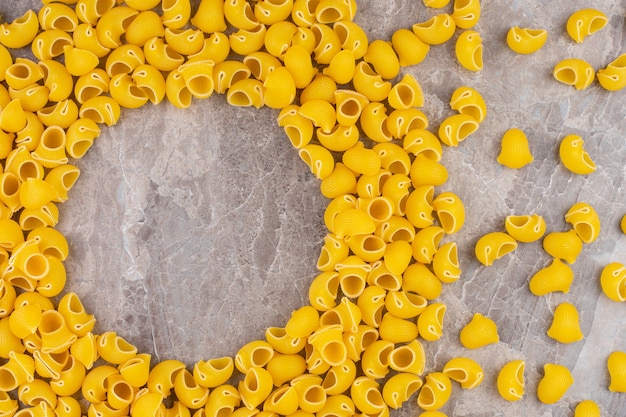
4,0,626,416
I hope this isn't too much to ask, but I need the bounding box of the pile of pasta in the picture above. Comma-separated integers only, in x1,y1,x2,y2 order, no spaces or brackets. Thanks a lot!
0,1,623,417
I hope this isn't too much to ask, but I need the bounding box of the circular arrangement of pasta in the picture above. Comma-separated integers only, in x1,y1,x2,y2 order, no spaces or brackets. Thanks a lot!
0,1,624,417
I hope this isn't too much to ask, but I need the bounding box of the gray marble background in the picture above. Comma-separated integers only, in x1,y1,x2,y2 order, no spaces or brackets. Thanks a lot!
4,0,626,416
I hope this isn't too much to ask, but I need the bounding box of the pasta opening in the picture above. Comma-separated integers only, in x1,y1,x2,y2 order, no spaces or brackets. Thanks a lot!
321,341,347,365
340,275,365,298
244,372,259,391
390,348,414,368
251,348,273,367
69,139,93,159
339,100,360,117
554,68,576,85
112,381,133,400
305,385,325,403
589,17,607,34
317,8,342,23
18,162,39,181
389,229,412,242
39,311,63,333
24,253,49,278
227,91,253,107
445,369,468,382
0,369,17,391
52,17,75,32
7,65,30,80
417,386,435,407
1,175,19,195
367,389,385,407
41,129,65,151
395,85,414,108
458,121,478,140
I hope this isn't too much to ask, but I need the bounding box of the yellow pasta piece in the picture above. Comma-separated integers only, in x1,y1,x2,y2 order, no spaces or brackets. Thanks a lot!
379,312,418,344
264,20,297,58
291,375,326,413
310,23,341,65
536,363,574,404
412,14,456,45
300,74,337,104
286,306,320,339
387,74,424,110
449,85,487,123
57,292,95,336
622,214,626,234
39,310,77,354
235,340,274,374
333,20,368,60
363,40,400,80
308,324,347,366
119,353,151,388
174,369,209,409
388,339,425,375
255,0,293,25
323,50,356,85
263,66,296,109
496,360,525,401
125,10,164,46
574,400,601,417
352,61,392,102
459,313,499,349
162,0,192,29
361,339,393,379
452,0,480,29
564,202,601,244
360,102,392,143
193,357,233,388
506,27,547,54
417,302,446,341
96,6,139,49
0,10,40,49
321,360,357,395
96,331,137,364
542,229,583,264
350,377,387,415
547,302,583,344
226,78,264,109
553,59,595,90
404,185,435,229
417,372,452,411
192,0,227,33
474,231,517,266
504,213,545,242
566,9,608,43
315,0,357,23
528,258,574,296
107,373,137,409
146,359,185,397
497,128,533,169
455,30,483,71
438,114,479,147
559,134,596,175
277,105,314,149
597,53,626,92
382,373,422,409
607,351,626,392
599,262,626,302
391,29,429,67
442,357,484,389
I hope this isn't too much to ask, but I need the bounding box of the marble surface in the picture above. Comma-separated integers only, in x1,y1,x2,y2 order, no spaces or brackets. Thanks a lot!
4,0,626,416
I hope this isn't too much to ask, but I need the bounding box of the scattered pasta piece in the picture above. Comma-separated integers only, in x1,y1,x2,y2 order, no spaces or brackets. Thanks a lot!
417,372,452,411
607,351,626,392
622,214,626,234
600,262,626,302
474,231,517,266
566,9,608,43
459,313,499,349
564,202,601,244
553,59,595,90
506,27,547,54
505,214,545,242
597,53,626,92
529,258,574,296
497,128,533,169
496,360,525,401
542,230,583,264
574,400,601,417
559,134,597,175
455,30,483,71
547,302,584,343
536,363,574,404
442,357,484,389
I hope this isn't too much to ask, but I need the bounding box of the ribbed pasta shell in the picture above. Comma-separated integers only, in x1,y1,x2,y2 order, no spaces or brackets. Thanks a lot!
528,257,574,296
109,73,149,109
76,0,116,26
536,363,573,404
213,60,251,95
438,113,479,146
361,340,393,379
597,53,626,92
32,126,69,169
238,366,274,409
318,298,361,334
0,10,40,49
379,313,418,344
506,27,548,55
286,305,320,339
33,349,68,380
0,172,20,213
161,0,191,29
263,66,296,109
352,62,391,102
298,144,335,180
39,310,77,354
449,85,487,122
574,400,601,417
388,339,425,374
130,392,165,417
363,40,400,80
404,185,435,229
226,78,264,109
411,226,444,264
106,44,145,77
146,359,185,398
409,154,448,187
323,49,356,85
57,292,95,336
475,231,517,266
385,290,426,319
412,14,456,45
95,6,138,49
382,373,423,409
417,302,446,341
403,128,442,161
366,260,401,291
0,99,28,133
416,372,452,411
333,20,368,59
230,24,267,56
63,45,100,77
459,312,499,349
599,262,626,302
322,164,359,199
5,59,44,91
39,3,78,31
391,28,429,67
19,178,57,211
50,355,85,397
566,8,608,43
96,332,137,364
547,302,583,343
356,286,385,327
607,351,626,392
542,229,583,264
119,353,151,388
73,23,111,58
497,128,534,169
10,85,50,113
564,202,601,244
553,59,595,90
443,356,484,389
452,0,481,29
496,360,525,401
174,369,209,409
0,351,34,391
265,327,306,355
308,271,339,311
301,74,337,104
79,95,122,126
235,340,274,374
34,255,66,297
5,146,43,182
70,332,99,369
125,11,164,47
559,134,596,175
37,99,79,129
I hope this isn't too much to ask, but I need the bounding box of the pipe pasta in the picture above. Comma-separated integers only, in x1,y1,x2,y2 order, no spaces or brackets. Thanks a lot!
143,37,184,72
391,29,429,67
125,11,164,46
449,85,487,123
452,0,480,29
416,372,452,411
412,14,456,45
388,339,425,375
574,400,601,417
73,23,111,58
536,363,574,404
475,231,517,266
387,74,424,110
559,134,596,175
504,214,545,242
455,30,482,72
542,230,583,264
382,373,422,409
607,351,626,392
496,360,525,401
597,53,626,92
417,302,446,341
389,109,429,140
162,0,192,29
529,258,574,296
321,359,357,395
442,357,484,389
497,128,533,169
547,302,583,344
333,20,368,60
459,313,499,349
39,4,77,32
599,262,626,302
350,377,387,415
506,27,547,54
553,59,595,91
438,114,479,147
0,10,40,49
193,357,234,388
565,202,601,244
566,9,608,43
